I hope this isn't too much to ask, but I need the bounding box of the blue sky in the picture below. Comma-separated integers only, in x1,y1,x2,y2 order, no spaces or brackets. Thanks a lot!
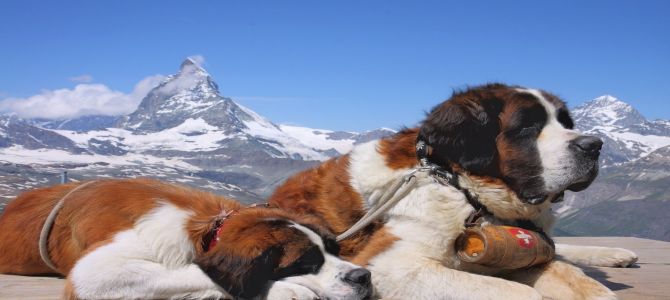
1,0,668,131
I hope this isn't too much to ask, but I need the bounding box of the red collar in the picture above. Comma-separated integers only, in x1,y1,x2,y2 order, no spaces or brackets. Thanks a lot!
203,203,272,252
206,210,235,251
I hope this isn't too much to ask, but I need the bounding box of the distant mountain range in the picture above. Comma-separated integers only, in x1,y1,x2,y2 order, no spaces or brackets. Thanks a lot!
1,59,668,240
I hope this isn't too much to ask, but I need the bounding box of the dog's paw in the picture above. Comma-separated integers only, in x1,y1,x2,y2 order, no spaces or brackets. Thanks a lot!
266,281,320,300
510,282,544,300
556,244,639,268
594,247,638,268
169,289,232,300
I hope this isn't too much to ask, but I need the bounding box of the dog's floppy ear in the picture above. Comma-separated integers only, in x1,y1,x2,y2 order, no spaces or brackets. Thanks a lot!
418,95,503,173
195,245,282,299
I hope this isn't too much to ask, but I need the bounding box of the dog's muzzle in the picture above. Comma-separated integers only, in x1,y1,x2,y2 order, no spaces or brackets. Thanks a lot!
567,135,603,192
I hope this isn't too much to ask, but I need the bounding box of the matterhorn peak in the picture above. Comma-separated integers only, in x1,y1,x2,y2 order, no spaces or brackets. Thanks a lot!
593,94,622,103
181,57,198,67
590,94,631,108
179,57,207,75
117,59,233,132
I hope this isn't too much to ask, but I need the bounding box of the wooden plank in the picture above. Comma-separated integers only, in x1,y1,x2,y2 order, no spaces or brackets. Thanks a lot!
0,237,667,299
0,274,64,300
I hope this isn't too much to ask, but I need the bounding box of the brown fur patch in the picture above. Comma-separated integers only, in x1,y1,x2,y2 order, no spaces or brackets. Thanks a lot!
269,155,385,259
350,228,399,266
63,277,78,300
378,128,420,170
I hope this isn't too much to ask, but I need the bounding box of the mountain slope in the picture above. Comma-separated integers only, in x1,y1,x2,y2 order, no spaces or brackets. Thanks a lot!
0,116,86,153
555,145,670,241
279,125,396,155
33,115,119,131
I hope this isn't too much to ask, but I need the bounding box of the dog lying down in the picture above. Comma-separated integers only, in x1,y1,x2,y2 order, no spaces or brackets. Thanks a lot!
0,178,373,300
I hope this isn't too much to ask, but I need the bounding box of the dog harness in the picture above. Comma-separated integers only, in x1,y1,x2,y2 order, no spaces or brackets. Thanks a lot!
337,139,553,246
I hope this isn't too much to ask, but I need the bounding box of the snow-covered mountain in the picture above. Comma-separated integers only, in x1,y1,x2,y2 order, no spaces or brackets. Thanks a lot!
0,59,394,204
56,59,394,161
118,59,239,133
572,95,670,166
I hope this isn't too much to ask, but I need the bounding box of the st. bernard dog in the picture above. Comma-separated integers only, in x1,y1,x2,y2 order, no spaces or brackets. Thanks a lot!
0,178,373,300
269,84,639,299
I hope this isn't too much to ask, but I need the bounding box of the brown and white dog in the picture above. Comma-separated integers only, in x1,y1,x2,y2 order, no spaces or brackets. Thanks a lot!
269,84,638,299
0,178,373,300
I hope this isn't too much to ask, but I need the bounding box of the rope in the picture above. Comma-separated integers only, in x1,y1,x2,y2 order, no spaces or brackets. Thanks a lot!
336,169,424,242
39,180,98,272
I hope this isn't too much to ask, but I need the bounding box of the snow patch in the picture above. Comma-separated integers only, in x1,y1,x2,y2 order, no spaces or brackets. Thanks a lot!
0,146,200,171
236,102,329,161
55,118,231,152
279,125,356,154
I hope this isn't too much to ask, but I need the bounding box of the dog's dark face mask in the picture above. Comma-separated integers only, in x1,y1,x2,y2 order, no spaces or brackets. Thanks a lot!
418,84,601,205
195,212,371,300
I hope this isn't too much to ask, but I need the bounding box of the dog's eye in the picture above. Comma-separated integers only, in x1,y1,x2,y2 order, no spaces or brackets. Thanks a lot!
557,110,574,129
518,126,540,137
274,245,325,279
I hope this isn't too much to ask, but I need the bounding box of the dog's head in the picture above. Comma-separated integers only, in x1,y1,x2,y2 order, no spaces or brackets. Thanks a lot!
195,208,372,299
418,83,602,205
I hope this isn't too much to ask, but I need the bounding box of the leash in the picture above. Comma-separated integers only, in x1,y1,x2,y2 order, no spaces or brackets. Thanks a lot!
39,180,98,272
336,168,425,242
336,139,457,242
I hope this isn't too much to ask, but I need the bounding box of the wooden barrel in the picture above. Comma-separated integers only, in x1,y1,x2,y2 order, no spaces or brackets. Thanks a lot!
455,225,554,269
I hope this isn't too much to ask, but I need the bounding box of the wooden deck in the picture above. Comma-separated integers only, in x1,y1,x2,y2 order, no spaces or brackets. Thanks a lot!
0,237,668,299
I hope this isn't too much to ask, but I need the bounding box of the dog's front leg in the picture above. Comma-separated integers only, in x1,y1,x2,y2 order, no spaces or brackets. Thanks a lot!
555,243,638,267
69,250,231,300
258,281,320,300
503,260,616,300
367,252,543,300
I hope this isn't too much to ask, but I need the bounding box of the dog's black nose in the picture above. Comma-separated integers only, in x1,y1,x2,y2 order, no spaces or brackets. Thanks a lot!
571,136,603,153
344,268,371,286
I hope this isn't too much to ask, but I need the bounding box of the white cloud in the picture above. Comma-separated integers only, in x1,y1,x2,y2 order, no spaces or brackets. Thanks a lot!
187,55,205,67
0,75,165,119
158,57,210,96
68,74,94,83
